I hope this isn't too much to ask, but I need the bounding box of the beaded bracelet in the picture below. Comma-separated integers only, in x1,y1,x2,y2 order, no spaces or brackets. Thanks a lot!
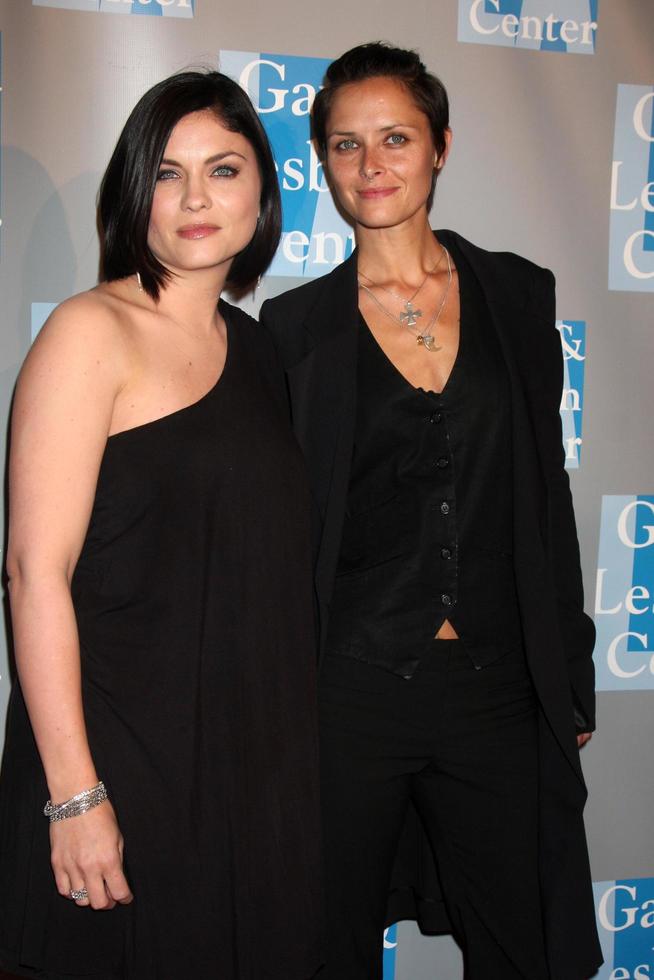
43,781,108,822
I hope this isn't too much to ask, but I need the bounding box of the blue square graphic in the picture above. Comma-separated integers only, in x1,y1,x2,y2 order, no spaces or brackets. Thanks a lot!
458,0,598,54
220,50,354,279
609,85,654,290
33,0,194,17
594,496,654,691
383,925,398,979
557,320,586,469
594,879,654,978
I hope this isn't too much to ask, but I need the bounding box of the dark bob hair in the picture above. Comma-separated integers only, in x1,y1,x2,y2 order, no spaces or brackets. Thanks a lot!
312,42,450,163
99,70,281,300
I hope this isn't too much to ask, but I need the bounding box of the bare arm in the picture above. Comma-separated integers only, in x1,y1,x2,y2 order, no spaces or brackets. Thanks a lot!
7,294,133,908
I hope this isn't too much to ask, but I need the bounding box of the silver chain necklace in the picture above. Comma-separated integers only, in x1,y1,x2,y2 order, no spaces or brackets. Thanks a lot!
358,245,447,328
358,247,452,353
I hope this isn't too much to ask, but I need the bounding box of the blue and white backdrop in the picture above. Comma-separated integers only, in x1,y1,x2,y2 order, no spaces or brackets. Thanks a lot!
1,1,653,976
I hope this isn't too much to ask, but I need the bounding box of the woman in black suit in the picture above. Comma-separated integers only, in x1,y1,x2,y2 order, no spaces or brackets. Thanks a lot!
261,42,602,980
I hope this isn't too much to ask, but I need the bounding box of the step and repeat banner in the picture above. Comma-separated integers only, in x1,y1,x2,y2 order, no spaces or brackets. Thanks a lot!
0,1,653,977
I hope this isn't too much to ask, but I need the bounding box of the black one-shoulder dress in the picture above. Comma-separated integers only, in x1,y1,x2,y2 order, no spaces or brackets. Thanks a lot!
0,302,323,980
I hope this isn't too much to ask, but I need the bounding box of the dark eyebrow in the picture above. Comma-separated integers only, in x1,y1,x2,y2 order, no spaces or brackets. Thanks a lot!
159,151,247,167
327,123,419,138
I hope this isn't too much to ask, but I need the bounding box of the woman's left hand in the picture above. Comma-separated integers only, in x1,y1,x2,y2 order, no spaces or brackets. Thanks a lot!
577,732,592,749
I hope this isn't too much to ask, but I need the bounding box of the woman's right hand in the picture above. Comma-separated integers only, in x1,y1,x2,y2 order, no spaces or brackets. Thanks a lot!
50,800,133,909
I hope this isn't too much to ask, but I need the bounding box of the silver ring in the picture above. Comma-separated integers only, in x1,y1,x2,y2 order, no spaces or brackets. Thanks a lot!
70,887,88,901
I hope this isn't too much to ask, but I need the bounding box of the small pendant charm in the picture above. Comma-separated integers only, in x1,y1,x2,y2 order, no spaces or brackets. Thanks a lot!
399,301,423,328
416,334,442,353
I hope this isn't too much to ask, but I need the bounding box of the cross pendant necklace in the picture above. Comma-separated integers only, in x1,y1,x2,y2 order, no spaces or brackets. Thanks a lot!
399,301,423,328
357,245,452,354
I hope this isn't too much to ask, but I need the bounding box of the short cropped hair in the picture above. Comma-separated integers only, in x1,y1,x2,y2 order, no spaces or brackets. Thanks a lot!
99,71,281,299
312,42,450,162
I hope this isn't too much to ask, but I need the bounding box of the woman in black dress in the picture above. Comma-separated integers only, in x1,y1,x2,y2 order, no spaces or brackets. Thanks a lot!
261,42,602,979
0,71,322,980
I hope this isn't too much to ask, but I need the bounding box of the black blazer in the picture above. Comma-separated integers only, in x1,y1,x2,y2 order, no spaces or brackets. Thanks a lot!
261,230,602,978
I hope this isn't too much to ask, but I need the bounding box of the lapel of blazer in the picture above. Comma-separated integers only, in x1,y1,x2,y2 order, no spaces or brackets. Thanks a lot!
441,230,547,567
285,252,360,602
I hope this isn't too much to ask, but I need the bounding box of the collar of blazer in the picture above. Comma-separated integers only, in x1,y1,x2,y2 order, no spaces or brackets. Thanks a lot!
290,247,360,353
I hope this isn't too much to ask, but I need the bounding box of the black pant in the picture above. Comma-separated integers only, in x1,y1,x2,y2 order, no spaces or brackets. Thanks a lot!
317,641,550,980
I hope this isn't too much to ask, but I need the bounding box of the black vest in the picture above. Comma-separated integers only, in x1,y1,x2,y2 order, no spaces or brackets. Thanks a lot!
326,240,523,678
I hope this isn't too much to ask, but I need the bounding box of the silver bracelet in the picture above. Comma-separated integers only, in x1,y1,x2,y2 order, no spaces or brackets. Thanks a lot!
43,780,108,822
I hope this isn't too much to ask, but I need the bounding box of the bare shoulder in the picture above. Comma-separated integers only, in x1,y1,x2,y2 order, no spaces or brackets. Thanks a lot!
30,288,129,357
19,287,133,397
